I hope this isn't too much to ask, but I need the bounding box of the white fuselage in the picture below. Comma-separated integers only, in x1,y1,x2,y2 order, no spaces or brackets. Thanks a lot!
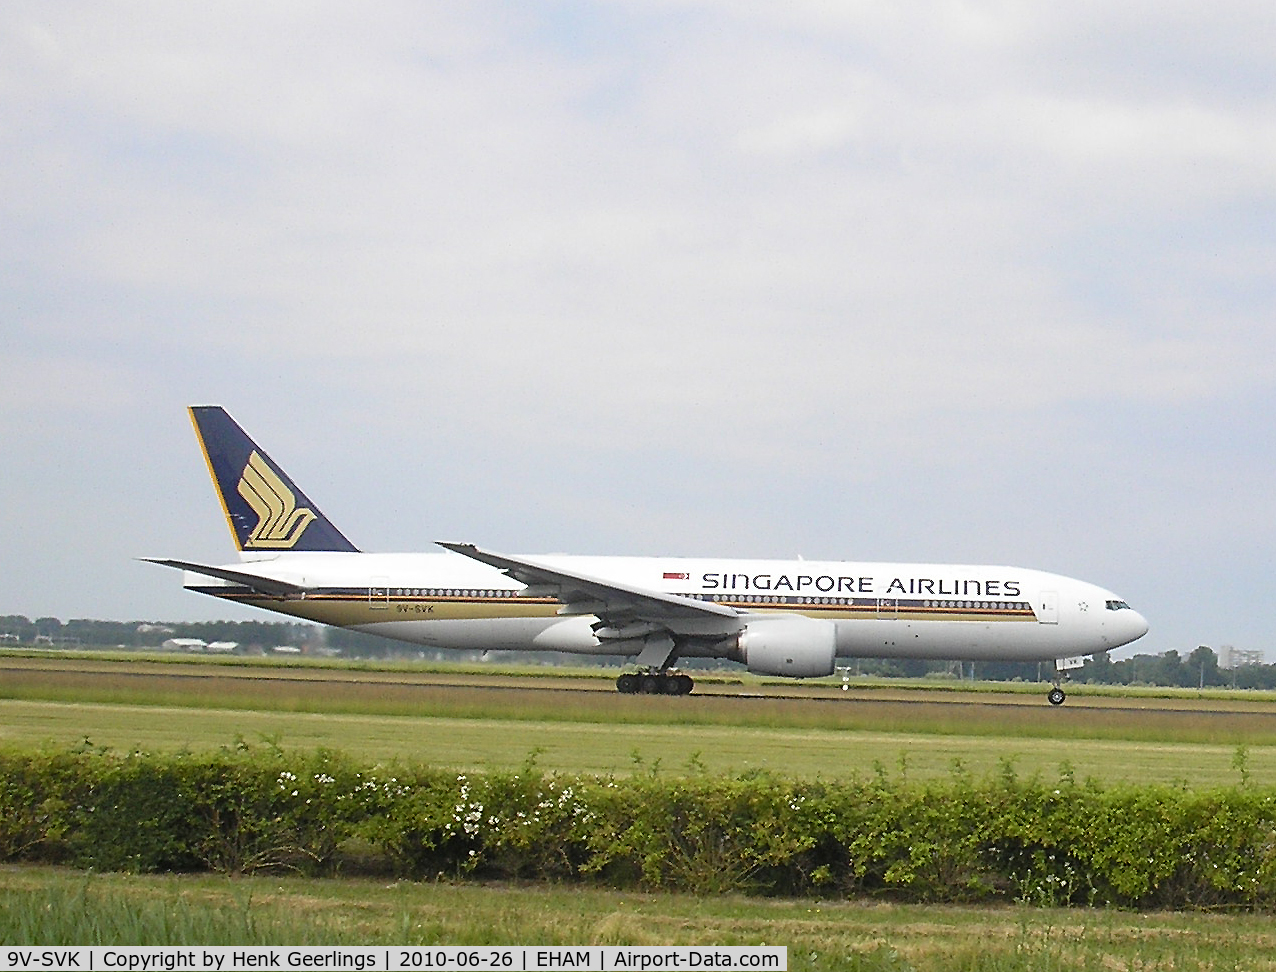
184,550,1149,664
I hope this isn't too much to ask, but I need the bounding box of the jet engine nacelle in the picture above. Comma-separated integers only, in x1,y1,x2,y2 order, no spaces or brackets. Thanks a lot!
737,616,837,678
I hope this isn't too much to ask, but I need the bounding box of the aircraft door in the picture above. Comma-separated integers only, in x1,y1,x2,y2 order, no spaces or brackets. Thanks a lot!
369,577,390,611
1037,591,1058,624
876,598,898,619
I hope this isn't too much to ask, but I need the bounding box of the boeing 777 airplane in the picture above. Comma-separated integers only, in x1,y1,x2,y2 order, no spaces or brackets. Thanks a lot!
146,406,1148,703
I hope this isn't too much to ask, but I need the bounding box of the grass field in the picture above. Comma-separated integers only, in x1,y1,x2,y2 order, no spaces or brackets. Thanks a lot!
2,654,1275,786
4,866,1276,971
5,697,1276,787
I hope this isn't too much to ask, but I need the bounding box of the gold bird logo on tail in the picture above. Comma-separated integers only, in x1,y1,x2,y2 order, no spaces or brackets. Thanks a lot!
237,451,316,548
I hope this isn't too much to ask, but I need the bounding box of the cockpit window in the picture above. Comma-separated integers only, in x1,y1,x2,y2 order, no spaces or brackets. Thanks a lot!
1106,599,1132,611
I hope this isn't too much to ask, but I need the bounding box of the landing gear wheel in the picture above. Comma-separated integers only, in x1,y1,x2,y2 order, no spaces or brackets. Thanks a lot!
615,671,694,695
1047,686,1066,706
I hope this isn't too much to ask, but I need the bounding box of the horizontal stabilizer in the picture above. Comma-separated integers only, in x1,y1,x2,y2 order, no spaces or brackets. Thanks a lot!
141,558,309,597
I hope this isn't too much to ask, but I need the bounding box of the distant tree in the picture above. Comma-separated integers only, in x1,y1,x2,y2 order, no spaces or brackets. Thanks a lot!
0,615,36,641
972,660,1041,681
1079,651,1119,684
1148,649,1188,687
1232,663,1276,690
64,619,145,647
34,617,62,639
1186,645,1224,688
326,626,407,657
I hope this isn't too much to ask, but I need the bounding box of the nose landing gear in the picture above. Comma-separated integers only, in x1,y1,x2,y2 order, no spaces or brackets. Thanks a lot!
1047,655,1087,705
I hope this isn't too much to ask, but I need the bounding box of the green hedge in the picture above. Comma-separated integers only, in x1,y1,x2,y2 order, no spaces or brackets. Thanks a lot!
2,746,1274,909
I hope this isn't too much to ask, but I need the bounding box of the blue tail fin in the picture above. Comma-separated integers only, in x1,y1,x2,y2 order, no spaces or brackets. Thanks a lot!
189,406,359,554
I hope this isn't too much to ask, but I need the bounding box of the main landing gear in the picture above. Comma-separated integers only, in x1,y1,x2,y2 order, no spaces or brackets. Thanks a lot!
616,670,694,695
615,633,693,695
1047,685,1067,706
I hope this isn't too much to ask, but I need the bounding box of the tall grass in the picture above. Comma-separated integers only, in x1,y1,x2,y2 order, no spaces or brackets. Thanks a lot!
2,868,1272,971
1,880,271,945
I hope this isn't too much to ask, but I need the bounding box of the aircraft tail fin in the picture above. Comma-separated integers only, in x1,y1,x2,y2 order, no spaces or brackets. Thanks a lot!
189,406,359,554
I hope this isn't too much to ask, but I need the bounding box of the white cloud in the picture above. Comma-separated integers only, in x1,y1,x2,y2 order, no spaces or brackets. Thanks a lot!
1,1,1274,646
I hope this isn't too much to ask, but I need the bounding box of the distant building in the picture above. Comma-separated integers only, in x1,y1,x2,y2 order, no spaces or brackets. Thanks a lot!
162,638,207,652
271,645,302,654
206,641,238,654
1219,645,1265,668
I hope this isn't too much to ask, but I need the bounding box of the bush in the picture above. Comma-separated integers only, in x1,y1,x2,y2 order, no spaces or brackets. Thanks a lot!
363,767,596,881
184,747,369,874
5,745,371,875
584,774,817,894
3,743,1276,909
0,750,88,863
357,767,475,878
68,751,203,872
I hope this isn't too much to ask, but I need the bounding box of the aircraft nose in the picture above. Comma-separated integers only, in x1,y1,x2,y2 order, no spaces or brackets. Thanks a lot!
1131,610,1149,639
1117,609,1149,646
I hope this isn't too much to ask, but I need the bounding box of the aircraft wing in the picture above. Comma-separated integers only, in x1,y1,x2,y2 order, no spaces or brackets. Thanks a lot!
141,558,309,598
437,542,743,637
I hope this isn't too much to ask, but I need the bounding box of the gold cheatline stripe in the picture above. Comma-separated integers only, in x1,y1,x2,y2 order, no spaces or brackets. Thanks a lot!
208,588,1034,621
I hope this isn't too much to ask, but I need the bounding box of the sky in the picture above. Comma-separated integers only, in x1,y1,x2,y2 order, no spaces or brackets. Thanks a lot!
3,2,1275,659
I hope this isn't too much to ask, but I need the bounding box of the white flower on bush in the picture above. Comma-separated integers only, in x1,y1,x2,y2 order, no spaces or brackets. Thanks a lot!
353,774,410,799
